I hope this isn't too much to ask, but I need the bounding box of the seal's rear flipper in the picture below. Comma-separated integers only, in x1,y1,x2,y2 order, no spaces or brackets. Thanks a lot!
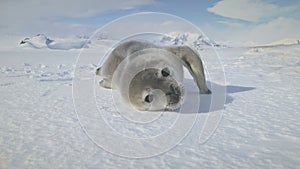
167,46,211,94
95,67,102,76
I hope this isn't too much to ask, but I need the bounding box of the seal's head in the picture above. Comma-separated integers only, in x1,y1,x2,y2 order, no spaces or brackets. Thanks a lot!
127,68,185,111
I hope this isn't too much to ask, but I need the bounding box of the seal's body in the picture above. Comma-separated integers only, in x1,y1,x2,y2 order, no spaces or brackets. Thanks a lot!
96,40,211,111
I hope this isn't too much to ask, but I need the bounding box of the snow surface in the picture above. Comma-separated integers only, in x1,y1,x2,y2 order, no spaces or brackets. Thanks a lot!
0,38,300,168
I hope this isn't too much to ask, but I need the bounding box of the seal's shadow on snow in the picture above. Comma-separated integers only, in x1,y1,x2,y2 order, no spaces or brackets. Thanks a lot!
180,79,255,114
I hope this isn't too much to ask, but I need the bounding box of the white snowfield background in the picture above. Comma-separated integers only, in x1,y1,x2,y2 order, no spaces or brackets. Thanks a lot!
0,34,300,168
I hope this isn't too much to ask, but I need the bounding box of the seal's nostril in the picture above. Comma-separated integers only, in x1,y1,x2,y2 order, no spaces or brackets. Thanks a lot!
144,94,153,103
170,84,181,95
161,67,170,77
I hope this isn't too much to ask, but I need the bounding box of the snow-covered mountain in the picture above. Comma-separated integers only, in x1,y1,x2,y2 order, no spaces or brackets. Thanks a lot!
193,35,222,47
160,33,225,49
20,34,90,50
18,33,226,51
19,34,53,49
18,34,299,51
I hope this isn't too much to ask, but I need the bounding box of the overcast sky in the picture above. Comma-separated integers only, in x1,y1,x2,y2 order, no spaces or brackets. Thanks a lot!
1,0,299,44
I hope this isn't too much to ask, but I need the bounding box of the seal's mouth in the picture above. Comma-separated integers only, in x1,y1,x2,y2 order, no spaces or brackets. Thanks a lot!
165,84,184,110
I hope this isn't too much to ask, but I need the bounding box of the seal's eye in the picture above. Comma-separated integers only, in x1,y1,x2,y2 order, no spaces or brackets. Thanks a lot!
144,94,153,103
161,67,170,77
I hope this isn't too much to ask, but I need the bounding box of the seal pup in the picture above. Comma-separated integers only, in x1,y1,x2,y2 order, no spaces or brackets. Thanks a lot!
96,40,211,111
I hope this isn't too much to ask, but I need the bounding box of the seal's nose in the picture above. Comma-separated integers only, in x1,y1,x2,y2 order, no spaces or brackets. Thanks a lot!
170,84,181,95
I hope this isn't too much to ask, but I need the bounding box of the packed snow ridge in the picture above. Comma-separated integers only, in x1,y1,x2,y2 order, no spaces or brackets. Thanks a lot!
19,34,90,50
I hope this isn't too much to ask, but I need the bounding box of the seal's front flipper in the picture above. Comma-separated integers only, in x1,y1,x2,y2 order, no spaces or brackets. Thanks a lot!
99,79,112,89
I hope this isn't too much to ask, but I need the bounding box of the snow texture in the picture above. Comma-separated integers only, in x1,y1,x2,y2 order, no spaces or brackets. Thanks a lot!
0,38,300,168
